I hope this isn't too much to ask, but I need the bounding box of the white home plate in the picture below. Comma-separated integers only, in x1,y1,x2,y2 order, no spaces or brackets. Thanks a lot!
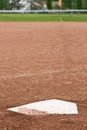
8,99,78,115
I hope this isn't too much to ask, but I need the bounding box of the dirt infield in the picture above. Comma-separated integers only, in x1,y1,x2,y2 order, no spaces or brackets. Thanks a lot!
0,22,87,130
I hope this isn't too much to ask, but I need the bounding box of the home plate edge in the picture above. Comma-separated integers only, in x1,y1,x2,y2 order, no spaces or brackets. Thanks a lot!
8,99,78,115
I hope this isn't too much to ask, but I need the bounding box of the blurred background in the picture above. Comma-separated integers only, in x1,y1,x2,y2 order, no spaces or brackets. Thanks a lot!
0,0,87,11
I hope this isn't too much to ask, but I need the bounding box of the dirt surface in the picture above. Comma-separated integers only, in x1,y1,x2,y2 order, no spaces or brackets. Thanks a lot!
0,22,87,130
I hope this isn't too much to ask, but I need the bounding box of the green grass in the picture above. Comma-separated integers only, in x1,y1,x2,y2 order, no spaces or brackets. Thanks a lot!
0,14,87,22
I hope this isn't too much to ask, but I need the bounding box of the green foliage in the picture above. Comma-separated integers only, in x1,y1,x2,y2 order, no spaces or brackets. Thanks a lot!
0,0,9,10
46,0,52,10
76,0,83,9
62,0,72,9
83,0,87,9
62,0,83,9
9,0,21,10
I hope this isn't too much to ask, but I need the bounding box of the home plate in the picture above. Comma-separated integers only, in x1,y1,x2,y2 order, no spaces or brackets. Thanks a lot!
8,99,78,115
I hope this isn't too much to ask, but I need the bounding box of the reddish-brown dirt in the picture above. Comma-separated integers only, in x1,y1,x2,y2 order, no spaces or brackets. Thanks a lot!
0,22,87,130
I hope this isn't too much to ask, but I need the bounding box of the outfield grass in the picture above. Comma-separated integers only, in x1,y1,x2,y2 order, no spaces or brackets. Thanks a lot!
0,14,87,22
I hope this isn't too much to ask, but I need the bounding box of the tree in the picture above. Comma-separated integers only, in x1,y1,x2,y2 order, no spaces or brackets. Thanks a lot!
62,0,83,9
62,0,72,9
9,0,21,10
83,0,87,9
0,0,9,10
76,0,83,9
46,0,52,10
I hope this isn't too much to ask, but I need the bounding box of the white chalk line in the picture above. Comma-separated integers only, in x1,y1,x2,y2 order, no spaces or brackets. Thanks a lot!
59,14,63,22
0,69,65,80
0,65,87,80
